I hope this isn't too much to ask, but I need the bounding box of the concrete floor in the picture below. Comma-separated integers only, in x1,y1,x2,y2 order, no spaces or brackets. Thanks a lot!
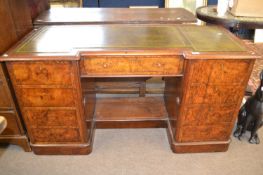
0,128,263,175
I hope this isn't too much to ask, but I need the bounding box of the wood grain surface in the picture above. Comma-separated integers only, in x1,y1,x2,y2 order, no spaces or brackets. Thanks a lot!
34,8,196,25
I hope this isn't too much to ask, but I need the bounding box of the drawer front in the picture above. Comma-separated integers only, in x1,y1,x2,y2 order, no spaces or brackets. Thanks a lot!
182,105,235,126
185,85,243,105
81,56,183,76
0,111,20,135
81,57,130,75
189,60,252,85
31,128,81,143
8,61,73,86
17,88,75,107
179,124,231,142
25,108,78,127
131,57,183,75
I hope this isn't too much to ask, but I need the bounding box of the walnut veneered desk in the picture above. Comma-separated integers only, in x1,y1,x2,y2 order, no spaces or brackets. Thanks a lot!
34,8,196,26
0,25,258,155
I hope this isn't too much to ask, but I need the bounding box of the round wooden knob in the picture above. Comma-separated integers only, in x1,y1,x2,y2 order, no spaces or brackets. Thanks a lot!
0,116,7,134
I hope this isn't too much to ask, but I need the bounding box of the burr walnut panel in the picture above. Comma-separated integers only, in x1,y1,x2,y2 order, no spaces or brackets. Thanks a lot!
9,61,73,86
179,124,231,142
182,105,236,126
81,56,184,76
189,60,251,85
17,88,75,107
31,128,81,143
174,59,254,143
185,85,244,105
208,60,251,85
25,108,78,127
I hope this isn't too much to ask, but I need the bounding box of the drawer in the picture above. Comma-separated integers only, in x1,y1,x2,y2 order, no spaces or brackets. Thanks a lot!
189,60,252,85
31,128,80,143
182,105,235,125
81,57,130,76
131,57,184,75
209,60,252,85
17,88,75,107
25,108,78,127
81,56,184,76
185,85,243,105
8,61,73,86
0,111,20,135
179,124,231,142
0,77,12,108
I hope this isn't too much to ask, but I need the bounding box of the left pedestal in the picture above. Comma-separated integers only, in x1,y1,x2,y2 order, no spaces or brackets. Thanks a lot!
6,61,93,155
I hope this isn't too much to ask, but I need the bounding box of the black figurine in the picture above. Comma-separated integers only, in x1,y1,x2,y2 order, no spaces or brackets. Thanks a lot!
234,70,263,144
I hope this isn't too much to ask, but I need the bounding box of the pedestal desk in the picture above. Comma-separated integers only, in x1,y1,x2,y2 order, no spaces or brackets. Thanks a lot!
0,25,258,155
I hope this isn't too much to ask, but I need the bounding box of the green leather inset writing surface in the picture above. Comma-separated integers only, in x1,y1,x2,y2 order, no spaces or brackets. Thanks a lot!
15,25,246,54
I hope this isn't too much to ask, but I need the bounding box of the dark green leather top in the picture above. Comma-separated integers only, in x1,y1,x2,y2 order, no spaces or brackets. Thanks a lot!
16,25,246,54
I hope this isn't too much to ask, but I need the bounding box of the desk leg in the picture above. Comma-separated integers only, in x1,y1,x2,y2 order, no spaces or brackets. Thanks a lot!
165,59,254,153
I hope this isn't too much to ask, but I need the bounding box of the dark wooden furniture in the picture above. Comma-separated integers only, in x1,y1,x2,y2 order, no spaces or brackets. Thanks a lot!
0,0,32,151
34,8,196,26
27,0,50,20
196,5,263,29
0,25,258,155
83,0,165,7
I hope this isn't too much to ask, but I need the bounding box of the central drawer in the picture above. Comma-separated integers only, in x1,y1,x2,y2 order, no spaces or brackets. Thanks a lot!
80,56,184,77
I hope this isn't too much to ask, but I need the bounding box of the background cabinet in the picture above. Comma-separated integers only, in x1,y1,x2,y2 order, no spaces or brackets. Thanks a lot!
0,0,32,151
83,0,165,7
